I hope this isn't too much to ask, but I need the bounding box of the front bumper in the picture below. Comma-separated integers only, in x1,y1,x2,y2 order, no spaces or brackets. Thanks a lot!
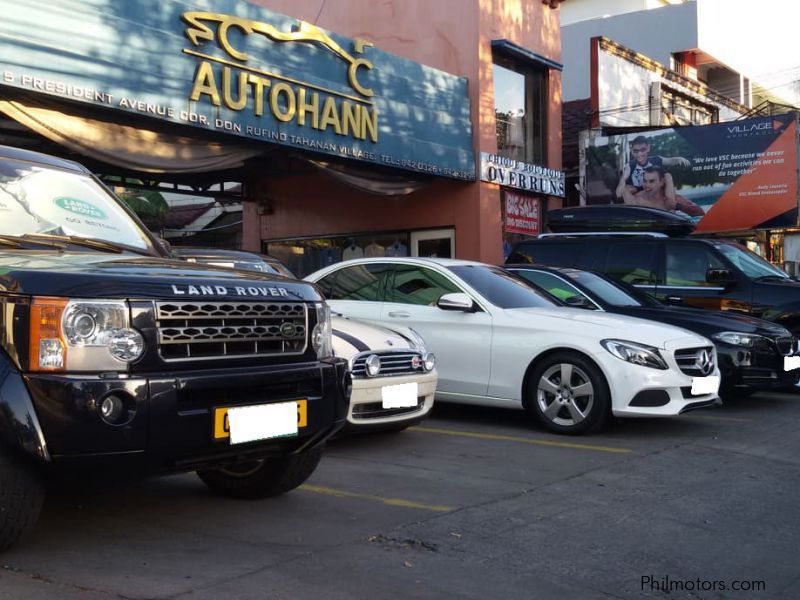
717,343,800,390
23,359,349,472
346,371,437,430
594,349,721,418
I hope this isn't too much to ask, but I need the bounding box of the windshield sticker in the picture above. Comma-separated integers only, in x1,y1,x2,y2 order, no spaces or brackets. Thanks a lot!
171,284,290,297
55,197,108,219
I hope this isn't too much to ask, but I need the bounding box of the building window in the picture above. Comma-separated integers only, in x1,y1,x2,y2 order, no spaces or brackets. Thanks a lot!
493,56,546,164
660,87,718,126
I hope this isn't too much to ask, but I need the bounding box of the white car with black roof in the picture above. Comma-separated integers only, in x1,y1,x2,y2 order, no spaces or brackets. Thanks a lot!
332,314,437,432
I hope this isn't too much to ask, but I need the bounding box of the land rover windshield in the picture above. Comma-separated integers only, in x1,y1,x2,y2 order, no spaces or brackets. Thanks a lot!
0,158,157,254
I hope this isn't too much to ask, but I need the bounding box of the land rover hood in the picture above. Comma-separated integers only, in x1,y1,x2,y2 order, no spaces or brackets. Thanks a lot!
0,252,322,301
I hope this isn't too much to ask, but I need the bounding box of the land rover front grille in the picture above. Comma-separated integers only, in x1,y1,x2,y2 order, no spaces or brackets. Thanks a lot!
351,351,423,378
155,301,307,360
674,346,715,377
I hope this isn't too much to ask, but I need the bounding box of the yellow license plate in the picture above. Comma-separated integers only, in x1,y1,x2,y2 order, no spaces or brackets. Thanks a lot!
213,400,307,440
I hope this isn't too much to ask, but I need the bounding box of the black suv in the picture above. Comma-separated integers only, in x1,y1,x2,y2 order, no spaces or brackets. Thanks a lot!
507,233,800,338
0,146,350,550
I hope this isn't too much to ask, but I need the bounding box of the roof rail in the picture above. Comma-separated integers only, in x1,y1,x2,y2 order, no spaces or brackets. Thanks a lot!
537,232,668,239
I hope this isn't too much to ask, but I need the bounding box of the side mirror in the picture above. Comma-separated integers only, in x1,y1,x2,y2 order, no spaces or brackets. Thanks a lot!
706,268,735,286
564,295,594,309
437,292,476,312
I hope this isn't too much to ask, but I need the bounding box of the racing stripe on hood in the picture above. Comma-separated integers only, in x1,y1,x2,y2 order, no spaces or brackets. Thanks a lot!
332,329,370,352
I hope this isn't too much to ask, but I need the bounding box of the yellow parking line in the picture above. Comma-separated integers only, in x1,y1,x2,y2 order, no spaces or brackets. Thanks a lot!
299,484,455,512
411,426,633,454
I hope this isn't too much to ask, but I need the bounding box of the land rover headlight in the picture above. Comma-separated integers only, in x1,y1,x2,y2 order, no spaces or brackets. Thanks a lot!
30,298,144,371
312,302,333,359
601,339,668,370
711,331,760,347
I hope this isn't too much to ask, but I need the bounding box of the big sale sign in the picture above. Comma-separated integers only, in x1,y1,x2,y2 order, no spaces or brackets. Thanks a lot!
504,191,540,236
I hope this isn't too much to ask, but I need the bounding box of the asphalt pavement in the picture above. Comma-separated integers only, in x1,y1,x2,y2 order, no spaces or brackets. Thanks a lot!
2,390,798,599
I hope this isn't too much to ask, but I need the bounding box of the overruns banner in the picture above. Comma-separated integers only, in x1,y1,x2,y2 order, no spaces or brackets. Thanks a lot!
584,113,798,232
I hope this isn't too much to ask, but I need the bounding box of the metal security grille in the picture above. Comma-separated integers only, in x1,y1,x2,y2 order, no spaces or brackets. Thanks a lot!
351,351,422,378
674,346,715,377
155,301,307,360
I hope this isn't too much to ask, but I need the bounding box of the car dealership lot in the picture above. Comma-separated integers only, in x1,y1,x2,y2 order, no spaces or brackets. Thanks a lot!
3,393,799,600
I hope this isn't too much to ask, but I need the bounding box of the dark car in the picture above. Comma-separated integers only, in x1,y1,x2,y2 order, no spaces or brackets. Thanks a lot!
507,233,800,339
0,146,350,551
170,247,296,278
506,264,800,395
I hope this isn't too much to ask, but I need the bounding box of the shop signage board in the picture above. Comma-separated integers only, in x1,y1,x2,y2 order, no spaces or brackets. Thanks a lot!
503,191,540,236
0,0,475,180
583,113,799,232
480,153,565,197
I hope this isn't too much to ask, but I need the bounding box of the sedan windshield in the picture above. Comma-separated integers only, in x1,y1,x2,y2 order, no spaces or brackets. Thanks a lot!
448,265,557,309
0,159,154,252
716,243,790,280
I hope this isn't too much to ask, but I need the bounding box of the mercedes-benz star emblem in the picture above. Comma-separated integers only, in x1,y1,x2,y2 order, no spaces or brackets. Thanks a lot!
695,349,714,376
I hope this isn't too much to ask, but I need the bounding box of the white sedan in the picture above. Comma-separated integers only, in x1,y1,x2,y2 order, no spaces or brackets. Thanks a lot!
331,315,437,432
307,258,721,434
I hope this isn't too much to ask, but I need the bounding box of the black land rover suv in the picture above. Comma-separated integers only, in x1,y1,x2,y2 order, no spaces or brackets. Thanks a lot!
507,233,800,339
0,146,349,551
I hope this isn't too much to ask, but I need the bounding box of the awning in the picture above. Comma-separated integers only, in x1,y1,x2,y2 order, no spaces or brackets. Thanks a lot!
0,94,262,173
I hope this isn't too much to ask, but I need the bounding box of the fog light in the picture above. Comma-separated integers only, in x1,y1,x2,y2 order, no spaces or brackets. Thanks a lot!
423,352,436,371
365,354,381,377
100,395,126,425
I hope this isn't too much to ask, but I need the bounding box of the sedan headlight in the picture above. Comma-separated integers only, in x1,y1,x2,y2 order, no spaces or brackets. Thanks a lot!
312,302,333,359
601,339,668,370
710,331,760,347
30,298,144,372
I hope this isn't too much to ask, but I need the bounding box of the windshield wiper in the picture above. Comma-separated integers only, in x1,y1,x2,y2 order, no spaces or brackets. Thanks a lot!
20,233,126,254
0,233,69,250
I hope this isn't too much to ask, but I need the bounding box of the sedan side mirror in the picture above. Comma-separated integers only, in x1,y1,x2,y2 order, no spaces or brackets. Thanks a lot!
706,268,736,286
437,292,476,312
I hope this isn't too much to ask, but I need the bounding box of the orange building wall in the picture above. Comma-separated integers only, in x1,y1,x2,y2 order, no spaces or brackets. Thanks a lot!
244,0,562,263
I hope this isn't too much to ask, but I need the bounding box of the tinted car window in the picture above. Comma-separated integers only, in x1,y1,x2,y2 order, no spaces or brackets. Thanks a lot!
604,242,660,285
386,265,461,305
507,241,585,267
664,245,726,287
514,270,587,304
564,271,645,307
317,263,390,301
716,243,790,280
448,265,556,309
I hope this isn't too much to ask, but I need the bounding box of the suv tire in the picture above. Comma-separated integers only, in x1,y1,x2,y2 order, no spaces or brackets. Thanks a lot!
197,445,324,499
0,449,45,552
525,352,610,435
